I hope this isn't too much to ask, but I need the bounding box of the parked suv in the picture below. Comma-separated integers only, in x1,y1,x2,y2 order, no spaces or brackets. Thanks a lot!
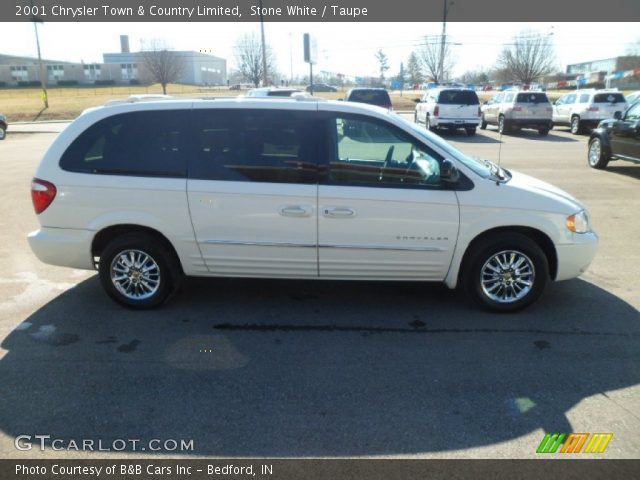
28,97,597,312
587,100,640,169
0,113,7,140
481,90,553,135
553,89,628,135
415,88,481,135
345,88,392,109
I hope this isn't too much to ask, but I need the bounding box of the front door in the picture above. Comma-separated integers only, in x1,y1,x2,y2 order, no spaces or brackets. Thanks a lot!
317,112,459,281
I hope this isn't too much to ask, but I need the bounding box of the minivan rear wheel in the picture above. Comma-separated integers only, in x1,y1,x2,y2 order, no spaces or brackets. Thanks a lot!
463,233,549,312
98,233,179,308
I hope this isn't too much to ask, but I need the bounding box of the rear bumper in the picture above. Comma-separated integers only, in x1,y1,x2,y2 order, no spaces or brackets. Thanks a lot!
432,118,480,128
28,227,95,270
508,118,553,129
555,231,598,281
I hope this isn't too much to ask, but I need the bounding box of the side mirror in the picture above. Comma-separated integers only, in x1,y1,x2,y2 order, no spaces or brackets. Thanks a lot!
440,159,460,184
414,98,421,103
613,111,622,120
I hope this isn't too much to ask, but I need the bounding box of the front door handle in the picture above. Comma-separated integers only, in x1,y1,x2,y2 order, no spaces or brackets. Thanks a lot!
323,206,356,218
279,205,313,217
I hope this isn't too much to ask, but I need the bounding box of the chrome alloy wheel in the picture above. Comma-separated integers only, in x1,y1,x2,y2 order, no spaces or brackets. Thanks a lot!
480,250,535,303
110,249,161,300
588,138,601,166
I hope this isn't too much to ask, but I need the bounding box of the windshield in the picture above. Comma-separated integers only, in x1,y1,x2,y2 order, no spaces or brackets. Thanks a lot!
437,90,479,105
392,112,492,178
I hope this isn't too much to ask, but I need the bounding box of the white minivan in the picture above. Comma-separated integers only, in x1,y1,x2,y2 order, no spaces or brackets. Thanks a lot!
28,97,598,312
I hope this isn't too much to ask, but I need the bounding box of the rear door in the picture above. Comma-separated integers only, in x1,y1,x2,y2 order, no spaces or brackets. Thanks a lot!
437,90,480,123
484,93,503,123
317,108,459,280
187,106,320,278
514,92,552,120
553,93,575,125
593,92,628,120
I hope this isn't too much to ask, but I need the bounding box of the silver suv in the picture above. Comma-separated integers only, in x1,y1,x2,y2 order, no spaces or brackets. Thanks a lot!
481,90,553,135
553,89,628,135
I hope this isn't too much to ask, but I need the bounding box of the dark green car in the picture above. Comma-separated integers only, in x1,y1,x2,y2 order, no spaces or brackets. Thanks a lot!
588,101,640,169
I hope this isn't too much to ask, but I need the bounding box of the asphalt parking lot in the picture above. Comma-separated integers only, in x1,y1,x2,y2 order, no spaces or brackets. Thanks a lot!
0,120,638,459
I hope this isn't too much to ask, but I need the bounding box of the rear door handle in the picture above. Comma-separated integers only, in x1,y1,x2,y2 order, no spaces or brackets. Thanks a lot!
323,206,356,218
279,205,313,217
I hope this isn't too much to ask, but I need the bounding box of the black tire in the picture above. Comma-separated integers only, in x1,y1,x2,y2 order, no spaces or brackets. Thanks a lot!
480,116,487,130
413,111,418,124
466,127,476,136
98,233,181,309
538,127,549,136
463,232,549,312
498,115,508,134
587,137,610,169
0,125,6,140
570,115,582,135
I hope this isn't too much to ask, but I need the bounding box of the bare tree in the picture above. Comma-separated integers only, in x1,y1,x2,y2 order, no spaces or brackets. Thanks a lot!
140,40,185,95
234,32,277,87
406,52,424,86
418,35,455,83
497,30,556,84
375,49,390,81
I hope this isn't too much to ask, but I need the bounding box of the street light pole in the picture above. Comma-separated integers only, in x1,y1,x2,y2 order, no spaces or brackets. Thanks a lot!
258,0,268,86
438,0,452,83
31,8,48,108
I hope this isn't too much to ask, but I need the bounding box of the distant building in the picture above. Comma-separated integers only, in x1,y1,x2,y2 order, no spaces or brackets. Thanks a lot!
0,36,227,87
566,56,640,89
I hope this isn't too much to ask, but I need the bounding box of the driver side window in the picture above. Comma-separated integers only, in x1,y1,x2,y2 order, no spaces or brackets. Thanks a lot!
328,116,444,188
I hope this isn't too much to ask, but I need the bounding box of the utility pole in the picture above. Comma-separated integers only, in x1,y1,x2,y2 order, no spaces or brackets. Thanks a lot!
30,4,48,109
258,0,268,86
438,0,453,84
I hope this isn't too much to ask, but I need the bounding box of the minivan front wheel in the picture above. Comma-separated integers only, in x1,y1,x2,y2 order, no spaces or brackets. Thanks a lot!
463,233,549,312
0,125,6,140
99,233,179,308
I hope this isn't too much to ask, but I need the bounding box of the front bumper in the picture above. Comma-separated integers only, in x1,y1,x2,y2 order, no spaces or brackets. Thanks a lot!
28,227,95,270
555,231,598,281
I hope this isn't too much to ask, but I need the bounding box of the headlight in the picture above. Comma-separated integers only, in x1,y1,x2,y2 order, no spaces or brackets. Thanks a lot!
566,210,590,233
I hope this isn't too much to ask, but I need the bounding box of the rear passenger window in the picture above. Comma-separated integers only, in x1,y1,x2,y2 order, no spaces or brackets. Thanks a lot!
190,109,318,184
504,93,514,102
579,94,590,103
60,110,188,177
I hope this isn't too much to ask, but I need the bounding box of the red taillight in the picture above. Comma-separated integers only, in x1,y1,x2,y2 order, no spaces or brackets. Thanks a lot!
433,106,439,117
587,106,599,112
512,106,522,111
31,178,56,214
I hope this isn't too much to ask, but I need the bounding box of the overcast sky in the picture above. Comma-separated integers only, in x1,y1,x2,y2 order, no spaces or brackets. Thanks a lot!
1,22,638,78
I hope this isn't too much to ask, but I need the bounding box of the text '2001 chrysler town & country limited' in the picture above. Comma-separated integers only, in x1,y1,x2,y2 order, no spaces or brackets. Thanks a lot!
28,97,598,312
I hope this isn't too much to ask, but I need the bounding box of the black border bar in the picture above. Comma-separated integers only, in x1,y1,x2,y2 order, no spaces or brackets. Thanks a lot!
3,459,640,480
5,0,640,22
